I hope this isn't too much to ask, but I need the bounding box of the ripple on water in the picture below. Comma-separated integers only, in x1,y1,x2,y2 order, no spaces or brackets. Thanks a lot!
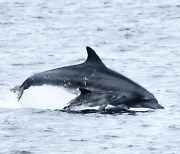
0,0,180,153
168,125,180,130
11,151,32,154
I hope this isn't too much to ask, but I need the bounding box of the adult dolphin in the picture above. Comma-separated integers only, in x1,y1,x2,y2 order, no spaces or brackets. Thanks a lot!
12,47,164,110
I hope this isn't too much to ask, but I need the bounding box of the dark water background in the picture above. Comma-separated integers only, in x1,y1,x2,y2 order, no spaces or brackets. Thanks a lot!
0,0,180,153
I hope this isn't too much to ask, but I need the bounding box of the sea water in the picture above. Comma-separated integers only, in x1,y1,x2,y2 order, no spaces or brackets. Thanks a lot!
0,0,180,153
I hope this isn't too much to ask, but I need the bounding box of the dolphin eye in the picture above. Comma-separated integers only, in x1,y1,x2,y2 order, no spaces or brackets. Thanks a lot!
112,96,117,99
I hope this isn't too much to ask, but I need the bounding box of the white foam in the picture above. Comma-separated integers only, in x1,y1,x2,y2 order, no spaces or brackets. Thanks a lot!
0,86,76,109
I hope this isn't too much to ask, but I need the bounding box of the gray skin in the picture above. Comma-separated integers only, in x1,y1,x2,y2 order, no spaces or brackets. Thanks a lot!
11,47,164,110
63,88,127,110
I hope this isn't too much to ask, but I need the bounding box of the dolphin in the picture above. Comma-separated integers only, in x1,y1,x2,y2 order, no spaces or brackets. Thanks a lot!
63,88,126,110
11,47,164,110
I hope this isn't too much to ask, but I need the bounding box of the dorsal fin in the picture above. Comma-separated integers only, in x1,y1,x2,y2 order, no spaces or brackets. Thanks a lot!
79,88,91,94
85,47,105,66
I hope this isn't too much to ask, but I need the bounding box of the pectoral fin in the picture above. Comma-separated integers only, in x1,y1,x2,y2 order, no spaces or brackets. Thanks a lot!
79,88,91,94
63,91,87,110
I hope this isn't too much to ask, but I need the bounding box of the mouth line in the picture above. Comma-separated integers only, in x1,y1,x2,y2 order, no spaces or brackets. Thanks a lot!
141,101,164,109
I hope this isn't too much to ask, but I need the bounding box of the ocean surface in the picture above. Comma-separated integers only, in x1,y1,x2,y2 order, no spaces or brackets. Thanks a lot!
0,0,180,153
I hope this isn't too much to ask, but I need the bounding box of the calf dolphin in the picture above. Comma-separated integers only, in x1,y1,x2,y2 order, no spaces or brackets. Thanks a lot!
12,47,164,110
63,88,126,110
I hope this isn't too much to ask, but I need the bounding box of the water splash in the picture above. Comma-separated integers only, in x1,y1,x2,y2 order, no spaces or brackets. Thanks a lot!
0,89,21,109
0,86,76,109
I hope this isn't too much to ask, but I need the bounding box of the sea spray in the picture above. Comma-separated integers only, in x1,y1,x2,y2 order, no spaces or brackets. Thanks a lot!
0,86,76,109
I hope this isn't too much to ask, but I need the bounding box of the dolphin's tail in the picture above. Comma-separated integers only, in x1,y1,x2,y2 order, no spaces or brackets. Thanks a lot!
10,85,21,93
10,85,24,101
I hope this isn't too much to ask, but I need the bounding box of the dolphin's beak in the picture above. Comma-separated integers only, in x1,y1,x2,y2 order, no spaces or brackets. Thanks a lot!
141,100,164,109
